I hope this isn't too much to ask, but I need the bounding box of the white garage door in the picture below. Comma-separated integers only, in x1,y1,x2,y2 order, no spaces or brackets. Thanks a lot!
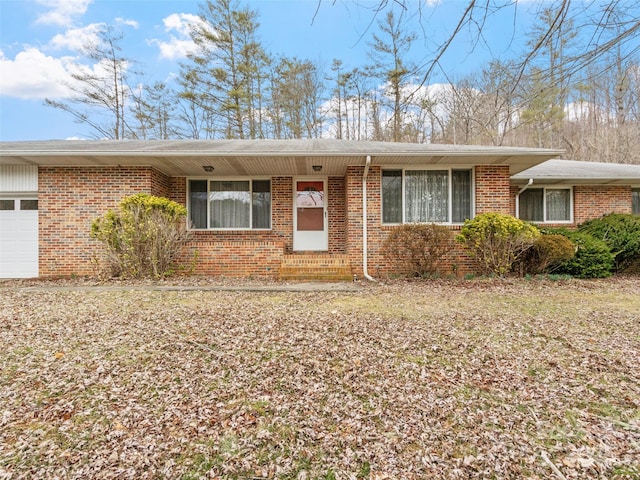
0,197,39,278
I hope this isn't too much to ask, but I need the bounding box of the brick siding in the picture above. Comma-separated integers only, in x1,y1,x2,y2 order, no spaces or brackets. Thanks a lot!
38,164,635,279
358,165,511,277
475,165,511,214
39,168,348,277
178,240,286,277
574,185,632,223
510,184,633,227
39,166,169,276
328,176,347,254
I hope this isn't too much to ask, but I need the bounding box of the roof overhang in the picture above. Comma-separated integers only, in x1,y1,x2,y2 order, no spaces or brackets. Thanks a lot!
512,159,640,186
0,139,563,177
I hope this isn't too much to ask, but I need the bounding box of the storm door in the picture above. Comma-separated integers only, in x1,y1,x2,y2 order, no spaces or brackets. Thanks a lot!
293,179,327,251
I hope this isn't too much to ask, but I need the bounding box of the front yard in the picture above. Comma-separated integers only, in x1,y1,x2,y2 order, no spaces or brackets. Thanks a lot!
1,278,639,479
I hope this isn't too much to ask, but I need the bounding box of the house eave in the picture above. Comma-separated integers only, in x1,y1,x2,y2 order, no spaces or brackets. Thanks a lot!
512,159,640,186
0,139,563,177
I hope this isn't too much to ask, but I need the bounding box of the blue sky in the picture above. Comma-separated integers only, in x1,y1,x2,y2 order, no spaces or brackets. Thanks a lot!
0,0,537,141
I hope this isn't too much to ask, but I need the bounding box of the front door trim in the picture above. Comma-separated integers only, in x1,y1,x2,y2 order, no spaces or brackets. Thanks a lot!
293,177,328,251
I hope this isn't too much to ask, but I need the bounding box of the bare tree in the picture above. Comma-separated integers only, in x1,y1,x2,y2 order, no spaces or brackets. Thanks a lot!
183,0,268,139
45,25,133,139
367,9,417,142
322,1,640,93
269,57,323,138
130,81,177,140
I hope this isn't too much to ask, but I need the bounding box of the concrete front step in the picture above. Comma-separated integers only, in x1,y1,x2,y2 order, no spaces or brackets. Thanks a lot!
279,254,353,281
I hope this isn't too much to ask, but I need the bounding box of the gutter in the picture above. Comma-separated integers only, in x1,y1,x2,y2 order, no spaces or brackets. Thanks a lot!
362,155,376,281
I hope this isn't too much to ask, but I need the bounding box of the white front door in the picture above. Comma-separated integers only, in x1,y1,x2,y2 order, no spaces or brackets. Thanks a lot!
293,179,328,251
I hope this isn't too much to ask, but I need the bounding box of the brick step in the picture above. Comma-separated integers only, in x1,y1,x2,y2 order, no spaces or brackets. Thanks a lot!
279,254,352,282
279,273,354,281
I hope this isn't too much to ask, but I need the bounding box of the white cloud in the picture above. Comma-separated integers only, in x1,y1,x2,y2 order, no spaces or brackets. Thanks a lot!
153,37,197,60
49,23,104,52
149,13,208,60
164,13,202,37
116,17,139,29
35,0,92,27
0,48,77,99
565,100,601,122
0,44,128,101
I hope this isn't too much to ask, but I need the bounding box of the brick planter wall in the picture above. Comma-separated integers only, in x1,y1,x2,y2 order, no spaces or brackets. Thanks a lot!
179,239,286,277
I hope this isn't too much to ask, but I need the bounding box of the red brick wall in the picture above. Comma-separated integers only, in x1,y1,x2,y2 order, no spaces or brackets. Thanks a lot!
179,240,285,277
151,169,171,197
328,176,347,254
39,166,168,276
168,177,186,204
475,165,511,214
510,185,633,226
345,166,365,273
39,169,350,278
353,166,510,277
273,177,294,249
40,163,634,279
574,185,632,224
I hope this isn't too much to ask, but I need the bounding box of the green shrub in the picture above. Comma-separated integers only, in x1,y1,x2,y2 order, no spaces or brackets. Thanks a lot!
91,193,191,278
382,223,455,277
456,212,540,276
548,229,614,278
518,233,576,275
579,213,640,271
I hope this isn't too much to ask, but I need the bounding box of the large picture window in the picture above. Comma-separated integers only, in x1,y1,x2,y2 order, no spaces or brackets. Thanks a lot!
633,188,640,215
382,169,473,224
518,187,572,223
188,179,271,230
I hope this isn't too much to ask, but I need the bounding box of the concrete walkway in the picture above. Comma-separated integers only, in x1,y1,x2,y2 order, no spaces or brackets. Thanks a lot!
0,281,362,293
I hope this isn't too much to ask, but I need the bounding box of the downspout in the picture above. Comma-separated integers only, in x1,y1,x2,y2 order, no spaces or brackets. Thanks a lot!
516,179,534,217
362,155,376,281
518,178,534,195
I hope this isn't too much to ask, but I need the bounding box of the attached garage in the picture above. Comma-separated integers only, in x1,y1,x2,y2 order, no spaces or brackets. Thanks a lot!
0,166,38,279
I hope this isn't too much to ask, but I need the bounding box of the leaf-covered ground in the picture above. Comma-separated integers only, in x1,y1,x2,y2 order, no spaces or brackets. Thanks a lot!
1,277,639,479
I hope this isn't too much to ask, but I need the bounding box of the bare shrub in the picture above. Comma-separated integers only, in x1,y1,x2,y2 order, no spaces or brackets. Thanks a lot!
382,223,455,277
91,194,192,278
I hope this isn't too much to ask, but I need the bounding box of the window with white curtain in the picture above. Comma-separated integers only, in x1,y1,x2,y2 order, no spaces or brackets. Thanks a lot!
381,168,473,224
188,179,271,230
633,188,640,215
518,187,572,223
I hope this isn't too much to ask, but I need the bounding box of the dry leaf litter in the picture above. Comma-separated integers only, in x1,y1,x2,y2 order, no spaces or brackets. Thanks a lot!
0,277,638,479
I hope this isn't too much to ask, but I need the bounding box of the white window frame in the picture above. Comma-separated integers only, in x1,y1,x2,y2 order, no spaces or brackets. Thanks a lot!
517,186,573,224
381,167,475,225
632,187,640,215
187,177,272,231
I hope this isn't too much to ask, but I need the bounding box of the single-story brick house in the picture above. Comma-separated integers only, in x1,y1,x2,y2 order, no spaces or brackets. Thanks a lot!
1,139,639,279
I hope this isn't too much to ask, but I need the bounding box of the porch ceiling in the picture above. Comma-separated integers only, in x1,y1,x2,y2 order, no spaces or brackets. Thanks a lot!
0,139,563,176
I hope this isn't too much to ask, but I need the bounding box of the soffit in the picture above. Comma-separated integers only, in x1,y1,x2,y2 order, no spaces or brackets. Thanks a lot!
0,139,563,176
